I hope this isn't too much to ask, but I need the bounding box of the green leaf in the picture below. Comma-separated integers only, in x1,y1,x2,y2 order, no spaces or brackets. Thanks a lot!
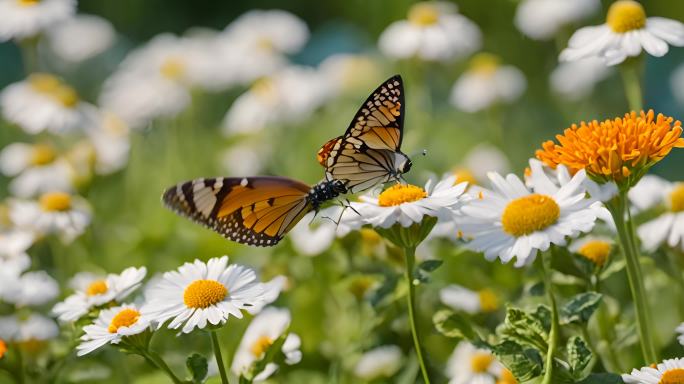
576,373,625,384
566,336,592,379
433,309,476,340
186,353,208,384
560,292,603,325
599,259,625,280
370,274,399,307
417,259,443,272
491,340,543,381
499,306,549,351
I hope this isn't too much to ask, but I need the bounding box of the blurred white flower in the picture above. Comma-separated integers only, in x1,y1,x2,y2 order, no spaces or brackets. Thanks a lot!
0,314,58,342
77,304,150,356
221,141,270,176
231,307,302,381
439,285,499,314
142,256,265,334
246,275,288,315
81,107,131,175
677,322,684,346
623,357,684,384
458,169,597,267
0,229,33,260
289,206,360,256
569,235,613,267
222,66,330,136
629,174,671,212
53,266,147,322
378,2,481,62
636,180,684,252
450,53,526,113
671,63,684,108
47,14,116,62
9,192,91,242
0,254,31,299
318,53,382,96
560,0,684,65
2,270,58,306
515,0,600,41
446,342,503,384
0,0,75,42
460,143,511,183
353,345,403,380
0,142,74,198
550,57,612,100
1,73,88,134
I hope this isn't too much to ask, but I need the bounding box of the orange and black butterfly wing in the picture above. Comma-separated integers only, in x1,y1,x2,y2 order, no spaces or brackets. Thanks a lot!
324,142,398,193
162,176,312,246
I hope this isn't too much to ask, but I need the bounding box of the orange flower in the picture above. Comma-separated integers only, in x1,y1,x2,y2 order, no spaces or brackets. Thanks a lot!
536,110,684,187
0,339,6,360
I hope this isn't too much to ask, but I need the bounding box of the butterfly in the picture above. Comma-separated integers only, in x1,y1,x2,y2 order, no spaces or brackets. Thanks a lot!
162,75,410,247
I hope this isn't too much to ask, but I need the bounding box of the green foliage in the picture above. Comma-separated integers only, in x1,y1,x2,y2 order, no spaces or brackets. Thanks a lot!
566,337,592,380
186,354,208,384
490,340,544,381
432,309,477,340
560,293,603,326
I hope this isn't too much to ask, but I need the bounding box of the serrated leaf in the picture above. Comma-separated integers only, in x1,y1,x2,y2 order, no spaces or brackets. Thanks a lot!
433,309,476,340
577,373,625,384
560,292,602,325
186,353,208,383
491,340,543,381
567,336,592,379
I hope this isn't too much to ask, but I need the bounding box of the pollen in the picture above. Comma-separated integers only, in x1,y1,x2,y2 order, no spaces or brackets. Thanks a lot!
408,2,440,26
501,194,560,237
497,369,518,384
469,53,500,75
39,192,72,212
250,335,273,357
160,57,186,80
607,0,646,33
660,368,684,384
86,280,108,296
470,352,495,373
478,289,499,312
183,279,227,309
108,308,141,333
453,168,477,187
577,240,611,267
31,144,56,165
669,184,684,212
536,110,684,186
378,184,427,207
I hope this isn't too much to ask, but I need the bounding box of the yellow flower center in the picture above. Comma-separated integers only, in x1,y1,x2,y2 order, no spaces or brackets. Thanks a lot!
469,53,500,75
39,192,72,212
378,184,427,207
501,194,560,237
86,280,108,296
250,335,273,357
607,0,646,33
108,308,140,333
453,168,477,186
256,37,275,51
577,240,611,267
478,289,499,312
669,184,684,212
28,73,79,108
17,0,39,6
160,57,186,80
251,77,278,101
497,369,518,384
360,228,382,246
408,3,440,26
470,352,495,373
660,368,684,384
31,144,56,166
349,276,375,299
183,279,227,309
0,339,6,360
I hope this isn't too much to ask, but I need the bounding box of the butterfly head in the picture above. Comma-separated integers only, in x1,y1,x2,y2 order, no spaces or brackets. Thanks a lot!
394,152,412,178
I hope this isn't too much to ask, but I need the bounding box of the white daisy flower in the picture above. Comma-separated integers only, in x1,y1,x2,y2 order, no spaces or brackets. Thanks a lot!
637,180,684,252
246,275,288,315
76,304,150,356
676,323,684,346
629,174,671,212
289,205,360,256
525,159,617,204
0,255,31,299
515,0,600,41
446,342,503,384
0,0,75,42
355,176,466,229
353,345,403,381
222,66,331,136
622,357,684,384
0,142,74,198
569,235,614,268
1,73,89,134
142,256,265,334
9,192,91,242
47,14,116,63
52,266,146,322
450,53,527,113
560,0,684,66
439,285,499,314
0,228,33,259
318,53,383,96
0,314,58,342
2,270,58,307
221,140,271,176
550,57,612,100
231,307,301,381
378,1,481,62
458,168,597,267
80,107,131,175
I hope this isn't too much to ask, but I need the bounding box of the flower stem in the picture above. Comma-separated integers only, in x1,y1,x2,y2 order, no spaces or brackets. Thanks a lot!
139,349,184,384
540,251,559,384
403,246,431,384
620,61,643,112
211,330,231,384
606,192,658,364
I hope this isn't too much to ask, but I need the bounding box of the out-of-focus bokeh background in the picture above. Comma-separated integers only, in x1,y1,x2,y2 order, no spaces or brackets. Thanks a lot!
1,0,684,383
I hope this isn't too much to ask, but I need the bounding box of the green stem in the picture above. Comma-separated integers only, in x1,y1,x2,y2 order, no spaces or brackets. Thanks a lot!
210,330,231,384
15,345,25,384
403,246,431,384
540,251,559,384
591,279,623,372
140,350,184,384
19,37,39,74
606,193,658,364
620,61,643,112
665,249,684,319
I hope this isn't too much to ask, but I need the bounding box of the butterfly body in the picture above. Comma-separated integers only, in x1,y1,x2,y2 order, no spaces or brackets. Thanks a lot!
308,179,347,211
